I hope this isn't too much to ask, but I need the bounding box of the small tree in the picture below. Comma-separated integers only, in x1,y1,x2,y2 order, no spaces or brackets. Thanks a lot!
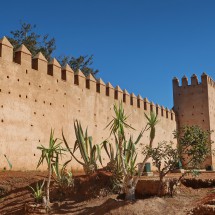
147,125,213,197
147,141,180,196
175,125,213,169
37,130,66,209
8,22,56,61
59,55,99,77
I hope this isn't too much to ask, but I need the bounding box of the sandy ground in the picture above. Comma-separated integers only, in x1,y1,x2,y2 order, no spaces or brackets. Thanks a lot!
0,171,214,215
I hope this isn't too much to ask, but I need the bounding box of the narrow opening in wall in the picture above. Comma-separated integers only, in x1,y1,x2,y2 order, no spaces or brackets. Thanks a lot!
166,111,168,118
19,95,21,98
86,79,90,89
130,96,133,105
161,109,164,116
34,112,36,115
48,65,53,76
62,70,66,81
137,99,140,108
1,105,3,108
156,106,158,115
50,103,52,106
114,91,118,100
57,79,59,83
1,119,3,122
171,113,173,120
144,102,147,110
123,94,126,103
64,92,66,96
8,91,10,94
7,76,9,79
0,89,1,92
35,99,37,102
43,101,45,104
106,87,109,96
29,82,31,85
74,75,79,85
39,85,41,88
17,79,19,82
150,104,153,112
96,84,100,93
26,70,28,74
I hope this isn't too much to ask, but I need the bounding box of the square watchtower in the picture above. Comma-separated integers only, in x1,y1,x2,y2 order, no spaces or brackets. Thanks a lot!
173,73,215,169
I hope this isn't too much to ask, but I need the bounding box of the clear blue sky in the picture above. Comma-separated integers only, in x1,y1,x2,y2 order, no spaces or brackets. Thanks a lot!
1,0,215,108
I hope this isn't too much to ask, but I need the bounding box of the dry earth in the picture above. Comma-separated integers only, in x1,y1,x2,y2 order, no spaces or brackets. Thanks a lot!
0,171,214,215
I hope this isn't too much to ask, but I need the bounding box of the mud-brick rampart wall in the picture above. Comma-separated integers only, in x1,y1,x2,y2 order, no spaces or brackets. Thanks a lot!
0,37,176,171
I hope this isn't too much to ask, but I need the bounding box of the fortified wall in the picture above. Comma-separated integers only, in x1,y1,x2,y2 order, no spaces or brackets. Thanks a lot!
173,74,215,168
0,37,176,171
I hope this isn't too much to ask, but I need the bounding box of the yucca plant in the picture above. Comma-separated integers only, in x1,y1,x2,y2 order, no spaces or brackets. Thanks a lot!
106,102,158,200
37,129,66,209
63,120,102,175
29,180,45,203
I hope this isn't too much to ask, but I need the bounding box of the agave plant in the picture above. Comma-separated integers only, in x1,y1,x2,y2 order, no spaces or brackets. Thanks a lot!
52,163,74,190
63,120,102,175
29,180,45,203
102,140,119,171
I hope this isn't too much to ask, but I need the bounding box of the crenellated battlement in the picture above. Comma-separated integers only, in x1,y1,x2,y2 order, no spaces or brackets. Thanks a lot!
172,73,215,89
0,36,175,121
1,36,214,170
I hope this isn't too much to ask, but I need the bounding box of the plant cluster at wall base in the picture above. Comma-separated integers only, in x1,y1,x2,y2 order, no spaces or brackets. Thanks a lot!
146,125,213,196
30,103,213,212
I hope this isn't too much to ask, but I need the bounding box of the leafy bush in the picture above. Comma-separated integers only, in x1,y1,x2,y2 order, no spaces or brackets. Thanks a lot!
174,125,213,169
